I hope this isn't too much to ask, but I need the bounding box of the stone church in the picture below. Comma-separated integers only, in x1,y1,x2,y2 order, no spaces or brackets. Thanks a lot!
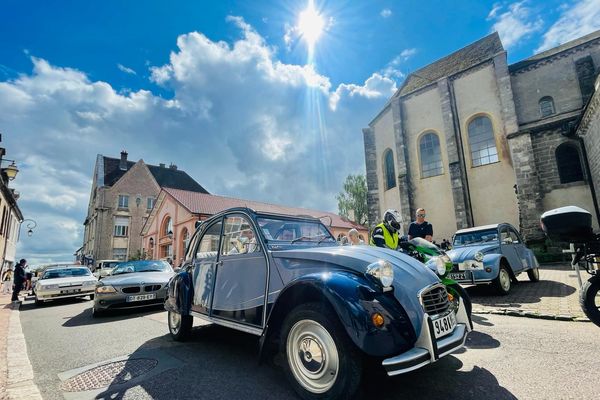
363,30,600,242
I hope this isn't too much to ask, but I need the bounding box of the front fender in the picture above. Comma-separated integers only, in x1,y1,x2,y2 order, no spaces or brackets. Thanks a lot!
164,269,194,315
260,271,417,360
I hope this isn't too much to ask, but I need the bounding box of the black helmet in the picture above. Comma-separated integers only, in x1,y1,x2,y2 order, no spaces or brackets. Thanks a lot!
383,209,402,233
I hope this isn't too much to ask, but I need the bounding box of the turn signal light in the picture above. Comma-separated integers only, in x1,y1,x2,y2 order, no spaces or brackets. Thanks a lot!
447,293,454,302
371,313,385,328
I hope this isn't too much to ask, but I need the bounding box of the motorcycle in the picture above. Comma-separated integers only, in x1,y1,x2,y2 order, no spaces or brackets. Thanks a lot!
398,237,473,325
541,206,600,327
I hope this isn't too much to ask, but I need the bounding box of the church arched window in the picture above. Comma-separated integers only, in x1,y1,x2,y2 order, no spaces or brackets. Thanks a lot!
419,132,443,178
468,116,498,167
556,143,584,183
539,96,555,117
383,149,396,190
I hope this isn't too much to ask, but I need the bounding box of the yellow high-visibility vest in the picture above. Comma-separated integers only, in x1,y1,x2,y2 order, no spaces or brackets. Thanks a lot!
370,223,399,250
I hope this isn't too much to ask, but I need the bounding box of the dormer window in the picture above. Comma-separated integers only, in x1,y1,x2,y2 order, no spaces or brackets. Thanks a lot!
539,96,555,117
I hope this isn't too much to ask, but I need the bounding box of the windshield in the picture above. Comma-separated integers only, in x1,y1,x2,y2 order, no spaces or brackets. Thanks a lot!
408,237,442,254
41,267,92,280
101,262,119,269
111,260,172,275
257,217,335,244
453,229,499,247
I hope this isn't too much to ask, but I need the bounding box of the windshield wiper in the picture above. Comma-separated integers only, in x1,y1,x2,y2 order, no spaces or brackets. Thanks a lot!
111,271,133,276
290,236,311,244
317,236,335,245
139,269,165,272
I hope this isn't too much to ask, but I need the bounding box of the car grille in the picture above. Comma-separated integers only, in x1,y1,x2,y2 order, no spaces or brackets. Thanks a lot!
144,285,161,292
421,285,450,316
122,287,141,294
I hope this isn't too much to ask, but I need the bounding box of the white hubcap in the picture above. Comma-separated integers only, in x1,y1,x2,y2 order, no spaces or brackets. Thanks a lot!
499,269,511,291
287,320,339,394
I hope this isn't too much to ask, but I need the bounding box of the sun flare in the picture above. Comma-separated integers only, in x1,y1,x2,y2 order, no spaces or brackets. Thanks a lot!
298,1,324,50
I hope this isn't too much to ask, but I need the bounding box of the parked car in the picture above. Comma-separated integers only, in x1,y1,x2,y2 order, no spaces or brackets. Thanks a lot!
92,260,174,317
34,265,97,306
93,259,121,278
447,223,540,294
165,208,472,400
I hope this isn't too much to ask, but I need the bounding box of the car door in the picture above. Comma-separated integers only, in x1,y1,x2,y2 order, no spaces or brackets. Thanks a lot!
499,225,522,273
508,227,529,270
211,213,268,328
190,219,223,315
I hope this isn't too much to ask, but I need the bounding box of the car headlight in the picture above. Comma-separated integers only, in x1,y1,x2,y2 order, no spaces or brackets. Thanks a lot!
434,257,446,275
96,285,117,294
474,251,484,262
366,260,394,288
83,280,96,287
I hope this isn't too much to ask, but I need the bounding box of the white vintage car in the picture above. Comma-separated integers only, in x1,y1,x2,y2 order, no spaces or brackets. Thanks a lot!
34,265,97,306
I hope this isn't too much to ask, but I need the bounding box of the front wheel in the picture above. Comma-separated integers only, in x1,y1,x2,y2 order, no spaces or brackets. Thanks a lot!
580,275,600,328
492,265,512,295
168,310,193,341
280,303,362,400
527,267,540,282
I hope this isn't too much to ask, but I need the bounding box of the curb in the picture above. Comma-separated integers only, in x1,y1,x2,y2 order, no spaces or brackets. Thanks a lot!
6,301,43,400
473,307,591,323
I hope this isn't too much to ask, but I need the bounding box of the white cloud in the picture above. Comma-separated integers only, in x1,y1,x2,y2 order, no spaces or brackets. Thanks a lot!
117,63,136,75
378,48,417,80
488,1,543,49
380,8,392,18
2,16,390,262
536,0,600,52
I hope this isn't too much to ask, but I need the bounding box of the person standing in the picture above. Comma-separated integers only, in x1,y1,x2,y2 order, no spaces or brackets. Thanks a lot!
408,208,433,242
11,259,26,302
348,229,364,245
1,266,13,295
370,209,402,250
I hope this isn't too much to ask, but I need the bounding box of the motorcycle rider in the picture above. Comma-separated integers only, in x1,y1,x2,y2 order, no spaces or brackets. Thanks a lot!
370,209,403,250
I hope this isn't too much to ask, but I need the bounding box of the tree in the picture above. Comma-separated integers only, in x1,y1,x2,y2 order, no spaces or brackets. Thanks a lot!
336,174,368,225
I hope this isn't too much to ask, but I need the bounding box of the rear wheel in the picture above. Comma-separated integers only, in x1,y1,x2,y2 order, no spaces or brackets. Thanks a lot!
580,275,600,328
527,267,540,282
492,265,511,295
168,310,193,341
280,302,362,400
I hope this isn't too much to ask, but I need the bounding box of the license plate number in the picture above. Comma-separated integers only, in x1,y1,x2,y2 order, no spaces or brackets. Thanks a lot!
433,312,457,339
448,272,469,280
126,294,156,302
60,289,81,294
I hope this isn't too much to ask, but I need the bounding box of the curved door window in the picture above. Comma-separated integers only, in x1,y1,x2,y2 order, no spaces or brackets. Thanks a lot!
191,220,223,314
212,214,267,327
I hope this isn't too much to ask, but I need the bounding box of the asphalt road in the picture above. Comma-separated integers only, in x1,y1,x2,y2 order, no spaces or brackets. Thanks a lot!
18,298,600,400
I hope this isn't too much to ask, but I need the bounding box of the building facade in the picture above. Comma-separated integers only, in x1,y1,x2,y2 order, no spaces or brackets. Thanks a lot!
364,31,600,242
0,145,23,271
141,188,368,267
81,151,208,265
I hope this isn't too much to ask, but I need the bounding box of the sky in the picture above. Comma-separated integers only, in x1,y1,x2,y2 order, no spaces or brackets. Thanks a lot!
1,0,599,263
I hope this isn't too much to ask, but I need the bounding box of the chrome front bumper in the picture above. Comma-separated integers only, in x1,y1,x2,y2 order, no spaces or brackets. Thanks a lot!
382,296,472,376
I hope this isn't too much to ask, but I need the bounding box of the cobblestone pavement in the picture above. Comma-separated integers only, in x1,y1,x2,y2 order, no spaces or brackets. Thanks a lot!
467,264,590,321
0,293,42,400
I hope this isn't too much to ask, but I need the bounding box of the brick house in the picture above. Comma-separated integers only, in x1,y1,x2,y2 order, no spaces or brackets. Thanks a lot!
81,151,208,265
364,30,600,242
141,188,368,267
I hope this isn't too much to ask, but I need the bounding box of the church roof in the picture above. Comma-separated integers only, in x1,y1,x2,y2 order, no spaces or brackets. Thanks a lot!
397,32,504,97
509,29,600,72
102,156,209,193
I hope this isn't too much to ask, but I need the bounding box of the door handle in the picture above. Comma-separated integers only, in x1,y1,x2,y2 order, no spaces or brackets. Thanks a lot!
215,261,223,267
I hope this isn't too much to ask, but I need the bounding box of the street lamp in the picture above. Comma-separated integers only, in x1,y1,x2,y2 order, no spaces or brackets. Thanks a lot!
1,159,19,181
21,219,37,237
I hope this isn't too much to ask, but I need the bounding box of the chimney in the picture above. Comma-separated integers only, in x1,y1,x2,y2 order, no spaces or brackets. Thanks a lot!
119,151,128,171
169,163,178,170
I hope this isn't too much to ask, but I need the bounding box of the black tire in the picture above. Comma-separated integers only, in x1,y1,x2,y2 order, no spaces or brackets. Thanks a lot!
580,275,600,328
34,298,42,307
279,302,363,400
447,283,472,323
168,310,193,341
91,307,105,318
527,267,540,282
492,264,512,295
89,294,95,301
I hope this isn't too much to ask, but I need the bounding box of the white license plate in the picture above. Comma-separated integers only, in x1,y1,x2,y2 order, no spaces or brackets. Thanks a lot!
60,289,81,294
126,294,156,302
448,272,470,280
433,312,457,339
459,261,483,271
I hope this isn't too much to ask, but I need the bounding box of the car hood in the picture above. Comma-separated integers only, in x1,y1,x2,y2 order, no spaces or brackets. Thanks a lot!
447,244,499,262
272,245,440,335
100,271,173,286
37,276,96,286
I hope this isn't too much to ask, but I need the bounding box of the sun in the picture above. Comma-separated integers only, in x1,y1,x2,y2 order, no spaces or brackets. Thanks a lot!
297,1,324,50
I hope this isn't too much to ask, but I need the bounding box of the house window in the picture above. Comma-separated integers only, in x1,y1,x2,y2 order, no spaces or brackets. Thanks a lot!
113,248,127,261
468,116,498,167
161,244,173,259
383,149,396,190
419,132,443,178
162,216,173,237
181,228,190,254
113,217,129,237
539,96,555,117
556,143,584,183
147,197,155,210
118,195,129,209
